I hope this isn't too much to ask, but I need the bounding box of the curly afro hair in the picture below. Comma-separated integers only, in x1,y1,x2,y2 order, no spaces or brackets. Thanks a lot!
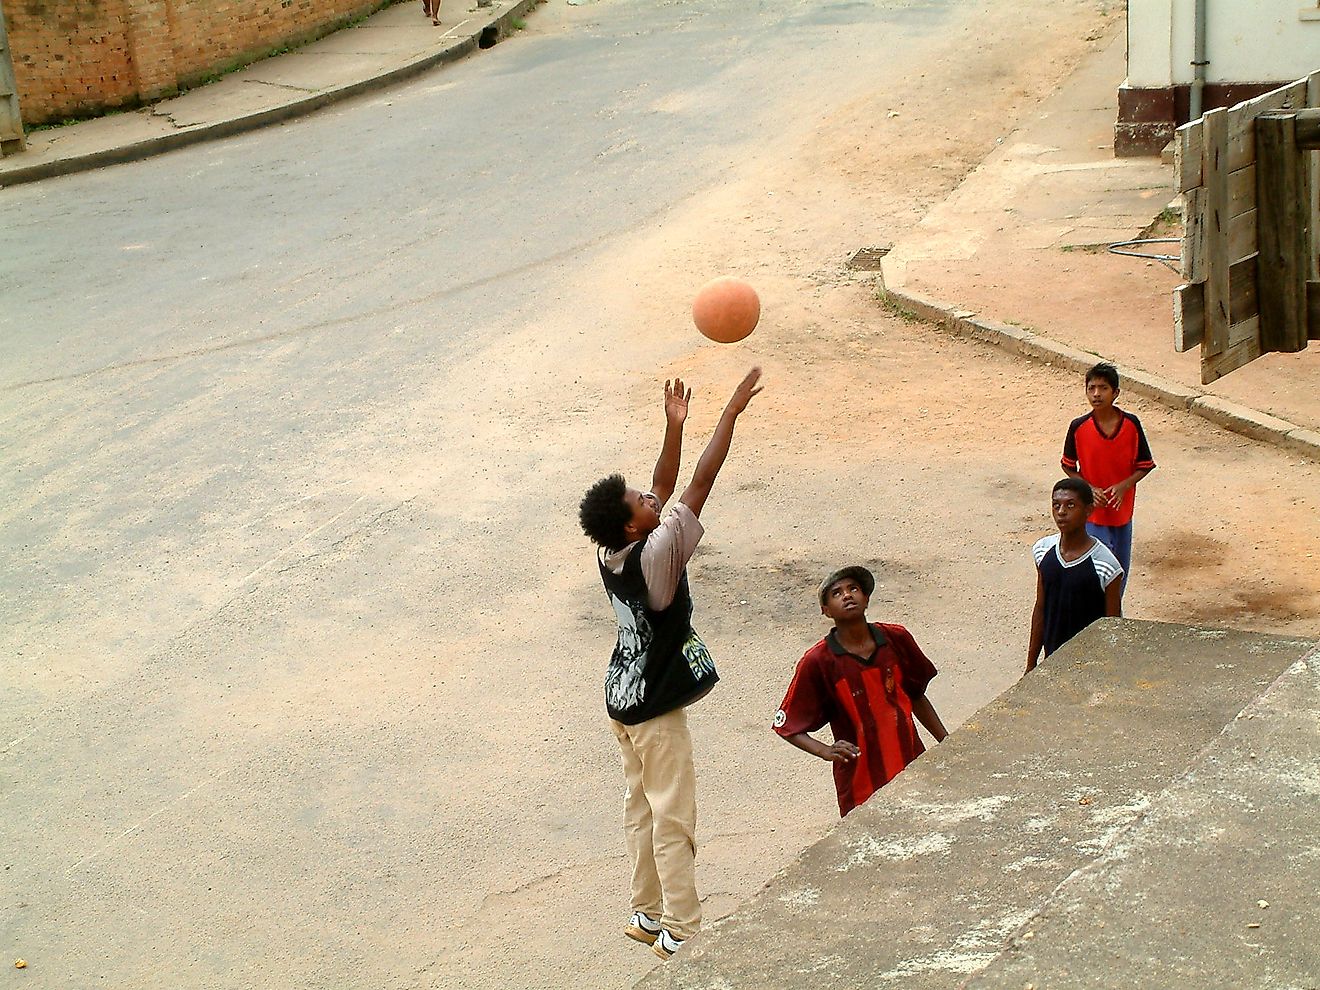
579,473,632,551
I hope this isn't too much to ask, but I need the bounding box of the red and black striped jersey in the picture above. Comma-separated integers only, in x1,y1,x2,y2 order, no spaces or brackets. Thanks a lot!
773,623,936,816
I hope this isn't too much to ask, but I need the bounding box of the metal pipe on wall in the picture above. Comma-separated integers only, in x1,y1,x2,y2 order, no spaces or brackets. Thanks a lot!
1190,0,1208,120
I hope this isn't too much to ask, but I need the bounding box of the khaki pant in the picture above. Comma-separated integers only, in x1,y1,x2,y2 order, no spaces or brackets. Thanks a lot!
609,707,701,940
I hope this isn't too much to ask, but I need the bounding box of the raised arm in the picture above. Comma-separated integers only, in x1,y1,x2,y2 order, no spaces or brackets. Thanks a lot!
678,367,762,518
650,378,689,506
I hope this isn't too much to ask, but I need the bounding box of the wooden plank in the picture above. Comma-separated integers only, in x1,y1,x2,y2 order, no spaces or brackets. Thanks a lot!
1174,283,1203,351
1180,177,1252,282
1203,330,1263,385
1175,79,1307,191
1256,112,1309,353
1228,256,1260,324
1176,120,1203,192
1203,107,1231,358
1229,209,1258,263
1229,316,1260,347
1295,108,1320,149
1309,280,1320,340
1310,73,1320,283
1227,163,1255,218
1181,187,1205,280
1173,257,1260,352
1222,79,1308,173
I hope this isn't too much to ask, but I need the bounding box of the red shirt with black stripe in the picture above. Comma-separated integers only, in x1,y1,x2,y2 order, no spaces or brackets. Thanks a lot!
773,623,937,816
1061,409,1156,527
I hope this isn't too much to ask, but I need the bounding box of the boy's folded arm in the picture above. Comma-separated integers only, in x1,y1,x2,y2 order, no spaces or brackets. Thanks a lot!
1112,467,1152,496
782,732,856,763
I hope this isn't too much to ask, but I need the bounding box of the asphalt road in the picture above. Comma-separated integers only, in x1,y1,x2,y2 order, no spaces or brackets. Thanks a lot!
1,1,948,719
0,1,1144,987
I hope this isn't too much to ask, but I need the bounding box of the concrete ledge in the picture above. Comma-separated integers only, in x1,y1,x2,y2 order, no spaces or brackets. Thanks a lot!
640,621,1320,990
1282,426,1320,459
879,286,1320,463
966,647,1320,988
1114,364,1201,412
1014,334,1101,375
1189,395,1300,447
881,287,962,328
0,0,542,188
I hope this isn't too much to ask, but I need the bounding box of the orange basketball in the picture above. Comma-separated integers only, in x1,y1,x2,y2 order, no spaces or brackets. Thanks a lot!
692,277,760,343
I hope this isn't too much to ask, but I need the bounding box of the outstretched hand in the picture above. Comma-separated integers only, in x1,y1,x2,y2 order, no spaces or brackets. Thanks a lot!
664,378,690,425
727,367,763,414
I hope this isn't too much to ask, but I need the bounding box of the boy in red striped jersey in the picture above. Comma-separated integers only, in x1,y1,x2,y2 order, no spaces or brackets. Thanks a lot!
1061,363,1156,596
772,567,948,817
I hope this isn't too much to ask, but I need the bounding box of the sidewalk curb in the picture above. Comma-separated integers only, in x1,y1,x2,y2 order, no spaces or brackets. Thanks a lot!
0,0,541,188
879,284,1320,464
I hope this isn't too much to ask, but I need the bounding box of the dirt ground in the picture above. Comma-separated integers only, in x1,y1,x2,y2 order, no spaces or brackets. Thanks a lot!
435,3,1320,987
8,2,1319,989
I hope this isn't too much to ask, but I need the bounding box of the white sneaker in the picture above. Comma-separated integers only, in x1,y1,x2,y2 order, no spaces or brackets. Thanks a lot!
624,911,661,945
652,929,685,960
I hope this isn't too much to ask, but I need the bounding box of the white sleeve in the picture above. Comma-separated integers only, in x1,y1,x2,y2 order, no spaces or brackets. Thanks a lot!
1092,543,1124,589
639,503,705,611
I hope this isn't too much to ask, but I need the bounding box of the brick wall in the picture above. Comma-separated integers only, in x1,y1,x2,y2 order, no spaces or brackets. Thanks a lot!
7,0,397,125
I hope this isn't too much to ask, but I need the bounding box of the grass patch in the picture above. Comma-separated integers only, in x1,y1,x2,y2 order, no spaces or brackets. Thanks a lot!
1141,204,1184,240
28,105,132,132
874,289,922,324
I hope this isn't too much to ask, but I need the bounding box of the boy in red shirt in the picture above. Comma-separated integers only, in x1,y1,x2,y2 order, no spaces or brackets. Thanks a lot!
773,567,948,817
1061,363,1156,595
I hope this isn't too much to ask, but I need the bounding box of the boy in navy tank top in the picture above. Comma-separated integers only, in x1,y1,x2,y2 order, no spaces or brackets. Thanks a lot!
1027,478,1124,672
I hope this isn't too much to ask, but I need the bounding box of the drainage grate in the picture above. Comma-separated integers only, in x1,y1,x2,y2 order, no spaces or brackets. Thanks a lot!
846,245,891,271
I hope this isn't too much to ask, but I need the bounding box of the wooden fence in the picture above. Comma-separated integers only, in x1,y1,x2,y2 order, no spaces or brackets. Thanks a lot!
1174,72,1320,384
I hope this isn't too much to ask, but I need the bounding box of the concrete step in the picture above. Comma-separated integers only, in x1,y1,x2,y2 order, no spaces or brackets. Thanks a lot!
637,619,1319,990
967,648,1320,989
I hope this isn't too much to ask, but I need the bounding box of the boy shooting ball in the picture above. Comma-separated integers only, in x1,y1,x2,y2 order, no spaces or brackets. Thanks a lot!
578,368,763,961
773,566,948,817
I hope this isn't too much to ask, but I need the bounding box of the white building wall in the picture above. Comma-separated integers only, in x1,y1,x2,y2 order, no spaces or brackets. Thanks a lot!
1128,0,1320,87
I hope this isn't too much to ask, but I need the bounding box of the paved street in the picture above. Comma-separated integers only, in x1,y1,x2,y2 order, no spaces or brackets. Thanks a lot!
3,1,1318,987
